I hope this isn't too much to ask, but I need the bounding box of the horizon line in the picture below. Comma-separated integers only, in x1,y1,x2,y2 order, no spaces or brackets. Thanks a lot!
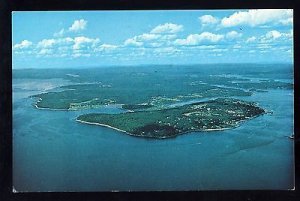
12,62,293,70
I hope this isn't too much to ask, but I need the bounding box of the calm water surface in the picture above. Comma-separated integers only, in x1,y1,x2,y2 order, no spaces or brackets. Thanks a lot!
13,68,294,192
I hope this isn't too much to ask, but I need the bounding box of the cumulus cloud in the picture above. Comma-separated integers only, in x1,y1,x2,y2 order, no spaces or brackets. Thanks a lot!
73,36,100,50
138,33,161,40
95,44,118,52
259,30,292,44
123,23,183,49
28,36,101,57
124,38,143,47
124,33,161,46
69,19,87,32
265,30,282,40
13,40,33,49
37,39,56,48
226,31,242,39
150,23,183,34
38,48,53,55
55,37,74,45
159,34,177,40
15,11,293,61
36,37,74,49
246,36,256,43
279,17,293,25
199,15,219,26
99,44,118,49
174,32,224,46
124,32,169,47
54,29,65,37
53,19,88,37
221,9,293,27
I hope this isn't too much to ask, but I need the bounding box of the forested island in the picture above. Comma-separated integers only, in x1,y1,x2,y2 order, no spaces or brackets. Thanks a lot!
76,98,265,138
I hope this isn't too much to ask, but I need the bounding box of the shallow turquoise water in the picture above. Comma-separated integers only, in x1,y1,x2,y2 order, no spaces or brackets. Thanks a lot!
13,66,294,192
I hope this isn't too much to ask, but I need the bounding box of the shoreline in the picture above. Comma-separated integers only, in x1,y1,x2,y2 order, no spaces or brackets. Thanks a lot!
75,118,252,139
33,101,125,112
34,104,69,111
76,119,129,134
32,94,267,139
75,119,167,139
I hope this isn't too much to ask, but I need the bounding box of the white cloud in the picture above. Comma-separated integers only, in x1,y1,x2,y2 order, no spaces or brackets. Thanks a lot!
160,34,177,40
96,44,118,52
154,47,180,55
14,50,32,55
13,40,32,49
265,30,282,40
69,19,87,32
123,33,161,47
257,43,271,49
138,33,161,41
226,31,242,39
199,15,219,26
100,44,118,49
124,38,143,47
233,44,242,49
174,32,224,46
59,53,68,58
37,39,56,48
128,48,147,57
246,36,256,43
19,36,101,57
149,42,163,48
221,9,293,27
36,37,74,49
57,46,71,52
190,45,216,50
279,17,293,25
54,29,65,37
260,50,268,53
286,49,292,54
56,37,74,44
211,48,228,52
286,30,293,39
123,23,182,49
257,29,293,45
38,48,53,55
72,53,91,58
150,23,183,34
73,36,100,50
54,19,88,37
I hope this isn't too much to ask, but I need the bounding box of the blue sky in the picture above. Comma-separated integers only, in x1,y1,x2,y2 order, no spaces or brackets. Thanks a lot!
12,10,293,69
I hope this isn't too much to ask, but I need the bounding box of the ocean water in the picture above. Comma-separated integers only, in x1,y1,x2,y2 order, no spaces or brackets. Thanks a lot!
12,64,294,191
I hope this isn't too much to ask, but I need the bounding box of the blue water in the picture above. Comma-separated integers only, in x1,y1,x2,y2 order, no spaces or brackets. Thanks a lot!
13,68,294,192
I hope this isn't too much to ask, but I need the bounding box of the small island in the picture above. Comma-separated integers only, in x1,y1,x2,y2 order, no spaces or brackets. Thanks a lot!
76,98,265,139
